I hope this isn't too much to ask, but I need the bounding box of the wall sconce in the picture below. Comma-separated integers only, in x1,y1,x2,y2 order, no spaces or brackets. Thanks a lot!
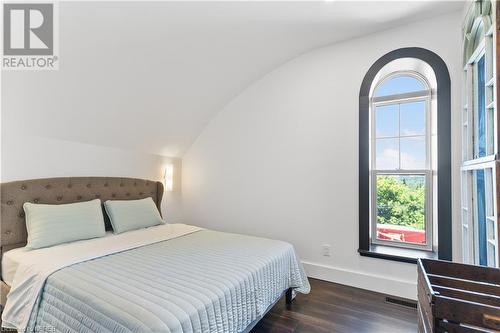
164,164,174,191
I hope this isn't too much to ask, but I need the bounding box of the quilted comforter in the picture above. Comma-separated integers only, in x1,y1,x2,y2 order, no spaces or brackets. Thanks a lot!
22,229,310,333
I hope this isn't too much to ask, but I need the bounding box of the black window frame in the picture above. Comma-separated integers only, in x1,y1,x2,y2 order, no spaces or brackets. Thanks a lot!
358,47,452,263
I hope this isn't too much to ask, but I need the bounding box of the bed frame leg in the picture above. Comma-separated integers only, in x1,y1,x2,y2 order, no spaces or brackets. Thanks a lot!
285,288,293,305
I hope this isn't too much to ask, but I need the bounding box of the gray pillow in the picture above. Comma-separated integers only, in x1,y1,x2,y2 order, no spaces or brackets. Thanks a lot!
24,199,106,249
104,197,164,234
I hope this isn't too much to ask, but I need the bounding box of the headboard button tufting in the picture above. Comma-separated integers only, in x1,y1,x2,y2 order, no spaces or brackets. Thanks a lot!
19,212,25,218
112,194,116,197
34,199,39,203
5,230,11,235
21,185,26,190
104,183,108,187
86,184,91,188
67,184,72,188
6,200,13,205
57,196,62,201
45,184,51,189
95,194,101,198
126,193,130,196
120,183,124,187
77,195,82,200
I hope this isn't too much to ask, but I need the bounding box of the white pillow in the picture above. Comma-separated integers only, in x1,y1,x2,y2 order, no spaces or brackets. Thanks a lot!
24,199,106,249
104,197,164,234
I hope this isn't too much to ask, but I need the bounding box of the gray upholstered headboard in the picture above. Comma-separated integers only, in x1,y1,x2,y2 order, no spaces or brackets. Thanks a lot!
0,177,164,255
0,177,163,306
0,176,163,306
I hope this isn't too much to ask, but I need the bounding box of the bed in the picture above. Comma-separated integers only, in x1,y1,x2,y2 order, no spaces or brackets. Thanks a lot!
0,177,310,333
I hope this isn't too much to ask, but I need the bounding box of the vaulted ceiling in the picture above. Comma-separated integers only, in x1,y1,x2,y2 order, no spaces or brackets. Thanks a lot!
2,1,463,157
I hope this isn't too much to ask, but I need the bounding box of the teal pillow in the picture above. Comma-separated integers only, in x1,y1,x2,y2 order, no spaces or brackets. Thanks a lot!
24,199,106,249
104,197,164,234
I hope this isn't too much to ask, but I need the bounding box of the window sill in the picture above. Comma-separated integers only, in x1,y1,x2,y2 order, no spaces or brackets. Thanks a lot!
358,244,437,264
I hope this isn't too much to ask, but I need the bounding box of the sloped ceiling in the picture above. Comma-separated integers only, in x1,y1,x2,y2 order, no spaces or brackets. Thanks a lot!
2,1,463,157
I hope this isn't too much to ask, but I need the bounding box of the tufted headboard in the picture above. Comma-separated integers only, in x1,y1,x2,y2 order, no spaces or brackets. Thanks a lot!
0,177,164,256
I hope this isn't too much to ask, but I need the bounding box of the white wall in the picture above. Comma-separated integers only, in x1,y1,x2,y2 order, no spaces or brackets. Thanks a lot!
0,132,183,223
2,2,461,157
182,11,463,300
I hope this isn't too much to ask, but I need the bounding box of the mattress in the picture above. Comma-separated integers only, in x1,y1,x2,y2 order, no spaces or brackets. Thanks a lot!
6,227,310,333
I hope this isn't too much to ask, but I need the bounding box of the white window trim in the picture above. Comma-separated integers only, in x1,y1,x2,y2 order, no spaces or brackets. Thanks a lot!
369,72,433,251
460,0,499,267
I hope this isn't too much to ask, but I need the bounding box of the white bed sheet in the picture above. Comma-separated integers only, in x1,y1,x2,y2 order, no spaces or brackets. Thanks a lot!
2,247,27,286
1,232,115,286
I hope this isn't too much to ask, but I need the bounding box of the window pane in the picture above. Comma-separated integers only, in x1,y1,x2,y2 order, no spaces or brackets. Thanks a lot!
487,108,494,155
487,242,496,267
400,101,425,136
487,218,495,243
376,175,426,245
375,104,398,138
485,168,493,217
473,168,498,267
374,75,426,97
476,55,486,158
400,137,426,169
475,169,487,266
376,138,399,170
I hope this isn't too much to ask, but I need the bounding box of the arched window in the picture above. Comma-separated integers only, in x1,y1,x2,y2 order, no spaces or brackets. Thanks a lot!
359,48,451,263
461,0,498,267
371,70,433,251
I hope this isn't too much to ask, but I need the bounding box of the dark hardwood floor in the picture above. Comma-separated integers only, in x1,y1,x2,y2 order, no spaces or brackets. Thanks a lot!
251,278,417,333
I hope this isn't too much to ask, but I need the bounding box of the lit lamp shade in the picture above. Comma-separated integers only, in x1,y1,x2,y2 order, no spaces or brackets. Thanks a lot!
164,165,173,191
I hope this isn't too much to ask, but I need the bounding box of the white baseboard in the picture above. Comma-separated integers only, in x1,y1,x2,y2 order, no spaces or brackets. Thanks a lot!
302,261,417,300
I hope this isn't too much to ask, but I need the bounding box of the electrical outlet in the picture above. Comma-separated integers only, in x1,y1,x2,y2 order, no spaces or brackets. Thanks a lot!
322,244,331,257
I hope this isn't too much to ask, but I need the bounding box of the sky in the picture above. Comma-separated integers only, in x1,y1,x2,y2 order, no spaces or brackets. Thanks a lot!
374,75,425,97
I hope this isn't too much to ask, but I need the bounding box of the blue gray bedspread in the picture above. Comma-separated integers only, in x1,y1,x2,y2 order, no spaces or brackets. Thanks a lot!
27,230,310,333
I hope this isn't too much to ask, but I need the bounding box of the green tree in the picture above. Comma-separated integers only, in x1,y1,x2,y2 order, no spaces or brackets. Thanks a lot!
376,176,425,230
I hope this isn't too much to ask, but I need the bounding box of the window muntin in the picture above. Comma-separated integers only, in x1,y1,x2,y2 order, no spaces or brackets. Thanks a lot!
370,72,433,250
